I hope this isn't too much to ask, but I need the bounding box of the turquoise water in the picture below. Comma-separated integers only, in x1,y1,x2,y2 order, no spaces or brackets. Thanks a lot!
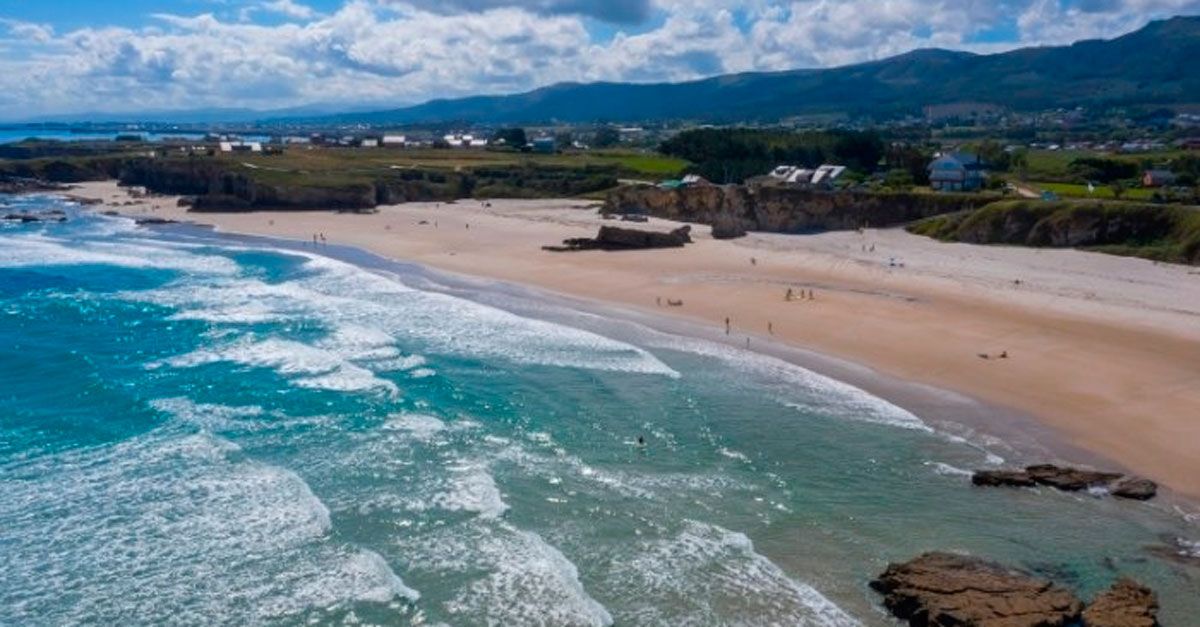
2,194,1198,626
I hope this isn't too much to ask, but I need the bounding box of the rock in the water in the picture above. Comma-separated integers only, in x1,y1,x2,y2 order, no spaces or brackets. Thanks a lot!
972,469,1037,488
1025,465,1123,491
973,464,1157,501
1082,578,1159,627
1110,477,1157,501
871,552,1083,626
3,212,66,223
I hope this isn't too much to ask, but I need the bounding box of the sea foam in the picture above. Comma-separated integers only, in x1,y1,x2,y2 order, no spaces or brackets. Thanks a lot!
0,430,417,625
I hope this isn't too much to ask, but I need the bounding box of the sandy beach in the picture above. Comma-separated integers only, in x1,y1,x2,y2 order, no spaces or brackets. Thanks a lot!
75,181,1200,501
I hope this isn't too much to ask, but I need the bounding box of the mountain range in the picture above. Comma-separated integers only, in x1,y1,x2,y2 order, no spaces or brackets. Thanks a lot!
305,16,1200,126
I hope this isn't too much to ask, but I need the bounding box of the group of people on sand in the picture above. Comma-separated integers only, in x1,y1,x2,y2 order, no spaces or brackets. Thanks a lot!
311,232,327,246
785,288,816,301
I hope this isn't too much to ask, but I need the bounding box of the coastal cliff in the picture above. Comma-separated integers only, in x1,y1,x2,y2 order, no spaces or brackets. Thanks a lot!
603,185,994,233
909,200,1200,265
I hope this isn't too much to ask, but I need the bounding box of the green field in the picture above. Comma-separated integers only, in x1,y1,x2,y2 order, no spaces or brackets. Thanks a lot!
1031,181,1157,200
1020,148,1188,182
219,147,687,181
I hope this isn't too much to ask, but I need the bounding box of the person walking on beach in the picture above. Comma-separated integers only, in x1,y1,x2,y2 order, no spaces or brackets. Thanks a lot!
786,288,794,302
725,317,731,335
768,322,774,335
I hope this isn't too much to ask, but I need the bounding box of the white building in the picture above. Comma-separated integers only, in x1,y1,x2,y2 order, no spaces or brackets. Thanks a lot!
767,164,846,187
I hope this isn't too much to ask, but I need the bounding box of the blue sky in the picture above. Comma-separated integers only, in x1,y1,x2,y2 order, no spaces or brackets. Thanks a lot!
0,0,1196,119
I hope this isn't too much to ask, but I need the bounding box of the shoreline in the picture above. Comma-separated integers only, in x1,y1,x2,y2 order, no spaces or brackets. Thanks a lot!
67,180,1200,504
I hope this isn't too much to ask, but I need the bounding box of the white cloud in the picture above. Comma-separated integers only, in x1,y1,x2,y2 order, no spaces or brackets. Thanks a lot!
261,0,319,20
0,0,1193,119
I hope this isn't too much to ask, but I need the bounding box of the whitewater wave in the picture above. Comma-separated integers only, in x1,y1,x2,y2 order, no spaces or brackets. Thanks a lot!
153,337,400,396
608,520,859,626
0,232,240,275
120,248,678,378
410,520,613,627
0,430,417,625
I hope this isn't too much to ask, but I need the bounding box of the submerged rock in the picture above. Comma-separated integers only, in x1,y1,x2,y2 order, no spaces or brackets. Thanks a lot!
1082,578,1159,627
870,552,1084,626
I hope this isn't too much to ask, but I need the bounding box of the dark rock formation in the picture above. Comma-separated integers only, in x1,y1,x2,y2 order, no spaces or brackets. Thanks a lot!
3,211,66,223
134,217,179,226
1110,478,1158,501
1025,465,1124,492
972,469,1038,488
710,214,748,239
604,184,992,235
971,465,1156,500
1082,579,1159,627
545,225,692,252
0,175,65,194
871,552,1084,626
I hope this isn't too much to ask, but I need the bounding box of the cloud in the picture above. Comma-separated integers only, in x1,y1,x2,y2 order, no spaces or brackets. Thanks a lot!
0,18,55,43
0,0,1194,119
378,0,653,23
260,0,319,20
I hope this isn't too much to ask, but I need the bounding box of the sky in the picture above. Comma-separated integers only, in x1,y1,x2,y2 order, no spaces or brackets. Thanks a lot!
0,0,1197,120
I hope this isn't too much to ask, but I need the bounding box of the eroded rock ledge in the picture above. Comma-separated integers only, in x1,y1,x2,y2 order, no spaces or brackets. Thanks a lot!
872,552,1159,627
972,464,1157,500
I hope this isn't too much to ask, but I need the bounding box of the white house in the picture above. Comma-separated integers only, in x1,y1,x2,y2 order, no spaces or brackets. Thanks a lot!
382,135,407,146
767,164,846,187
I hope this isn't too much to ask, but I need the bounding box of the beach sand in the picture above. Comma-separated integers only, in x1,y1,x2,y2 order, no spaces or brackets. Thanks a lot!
75,181,1200,500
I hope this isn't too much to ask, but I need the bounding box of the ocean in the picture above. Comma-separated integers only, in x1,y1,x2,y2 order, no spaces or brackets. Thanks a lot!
2,193,1198,626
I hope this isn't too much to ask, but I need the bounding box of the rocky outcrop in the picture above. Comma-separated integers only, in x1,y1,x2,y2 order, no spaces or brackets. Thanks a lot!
604,184,992,235
3,210,66,223
1110,478,1158,501
1025,465,1124,491
971,465,1156,500
870,552,1084,626
545,225,693,252
908,200,1200,266
1082,579,1159,627
0,175,66,194
710,213,748,239
972,469,1038,488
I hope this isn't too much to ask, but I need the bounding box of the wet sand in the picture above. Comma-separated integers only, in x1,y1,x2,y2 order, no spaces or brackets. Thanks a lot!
74,181,1200,500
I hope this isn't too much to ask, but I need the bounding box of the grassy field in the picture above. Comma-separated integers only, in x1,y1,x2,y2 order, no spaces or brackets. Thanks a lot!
215,147,687,181
1031,181,1157,200
1020,148,1188,182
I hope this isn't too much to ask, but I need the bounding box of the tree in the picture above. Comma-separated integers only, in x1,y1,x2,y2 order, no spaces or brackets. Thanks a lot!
492,127,527,148
592,126,621,148
1110,181,1126,200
